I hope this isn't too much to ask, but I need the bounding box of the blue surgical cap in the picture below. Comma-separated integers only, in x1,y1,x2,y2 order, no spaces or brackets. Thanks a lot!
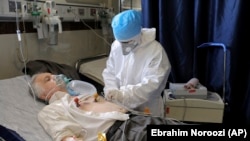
112,10,141,42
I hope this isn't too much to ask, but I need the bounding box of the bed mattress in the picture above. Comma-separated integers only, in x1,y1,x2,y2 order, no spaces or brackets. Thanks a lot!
0,75,52,141
79,57,107,86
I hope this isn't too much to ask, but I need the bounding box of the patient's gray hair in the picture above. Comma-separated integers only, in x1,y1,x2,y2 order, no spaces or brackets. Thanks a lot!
29,73,45,99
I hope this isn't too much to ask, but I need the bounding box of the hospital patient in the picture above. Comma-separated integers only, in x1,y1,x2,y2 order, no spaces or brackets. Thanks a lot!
30,73,184,141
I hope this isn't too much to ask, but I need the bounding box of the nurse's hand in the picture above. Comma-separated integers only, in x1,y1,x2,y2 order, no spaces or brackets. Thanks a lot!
105,89,122,101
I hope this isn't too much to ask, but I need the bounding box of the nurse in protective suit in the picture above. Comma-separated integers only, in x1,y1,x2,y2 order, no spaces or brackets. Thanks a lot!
102,9,171,117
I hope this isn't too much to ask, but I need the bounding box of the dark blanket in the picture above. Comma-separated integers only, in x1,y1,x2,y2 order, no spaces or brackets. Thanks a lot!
0,125,25,141
107,114,185,141
22,60,81,80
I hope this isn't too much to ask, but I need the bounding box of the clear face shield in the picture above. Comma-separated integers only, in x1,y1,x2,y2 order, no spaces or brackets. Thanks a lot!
120,34,141,55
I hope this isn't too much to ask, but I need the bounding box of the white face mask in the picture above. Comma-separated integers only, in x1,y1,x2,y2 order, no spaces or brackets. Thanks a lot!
120,35,141,55
121,40,138,55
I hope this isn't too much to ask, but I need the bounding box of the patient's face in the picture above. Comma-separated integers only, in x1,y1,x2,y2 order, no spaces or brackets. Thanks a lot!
34,73,66,100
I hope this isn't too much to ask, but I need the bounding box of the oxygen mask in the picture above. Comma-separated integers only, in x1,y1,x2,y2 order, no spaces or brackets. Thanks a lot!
53,74,71,87
52,74,97,97
52,74,83,96
43,74,71,104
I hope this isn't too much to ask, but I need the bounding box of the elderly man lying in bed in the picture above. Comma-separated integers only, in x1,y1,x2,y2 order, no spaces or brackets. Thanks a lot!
30,73,184,141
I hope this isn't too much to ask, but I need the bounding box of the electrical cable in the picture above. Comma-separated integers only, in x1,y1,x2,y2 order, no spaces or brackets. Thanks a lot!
121,119,127,141
68,8,111,47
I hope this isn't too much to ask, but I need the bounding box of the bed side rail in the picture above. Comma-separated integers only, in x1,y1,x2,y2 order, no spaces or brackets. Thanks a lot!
75,54,108,72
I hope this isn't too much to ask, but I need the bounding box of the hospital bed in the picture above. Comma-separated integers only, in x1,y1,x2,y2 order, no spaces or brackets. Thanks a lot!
0,59,82,141
0,59,188,141
0,75,52,141
0,57,110,140
75,54,108,92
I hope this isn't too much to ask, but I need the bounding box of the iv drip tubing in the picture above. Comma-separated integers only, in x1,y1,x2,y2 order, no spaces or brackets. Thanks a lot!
15,0,35,104
69,9,111,47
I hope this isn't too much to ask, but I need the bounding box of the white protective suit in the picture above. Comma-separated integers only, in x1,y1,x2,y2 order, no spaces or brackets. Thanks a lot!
102,28,171,117
38,92,129,141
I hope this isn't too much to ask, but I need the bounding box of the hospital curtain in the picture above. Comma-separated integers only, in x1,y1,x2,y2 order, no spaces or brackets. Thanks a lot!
141,0,250,124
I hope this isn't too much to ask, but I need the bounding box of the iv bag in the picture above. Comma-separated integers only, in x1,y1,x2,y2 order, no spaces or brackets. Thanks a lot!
66,80,97,96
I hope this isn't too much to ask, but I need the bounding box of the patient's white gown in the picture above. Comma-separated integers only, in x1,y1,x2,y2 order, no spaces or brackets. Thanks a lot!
38,92,129,141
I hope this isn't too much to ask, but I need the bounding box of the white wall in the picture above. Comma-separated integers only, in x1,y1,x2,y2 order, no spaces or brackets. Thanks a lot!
0,29,109,79
0,0,143,79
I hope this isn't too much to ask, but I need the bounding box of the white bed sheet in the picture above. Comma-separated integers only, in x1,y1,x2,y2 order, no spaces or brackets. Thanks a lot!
0,75,52,141
79,57,107,86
